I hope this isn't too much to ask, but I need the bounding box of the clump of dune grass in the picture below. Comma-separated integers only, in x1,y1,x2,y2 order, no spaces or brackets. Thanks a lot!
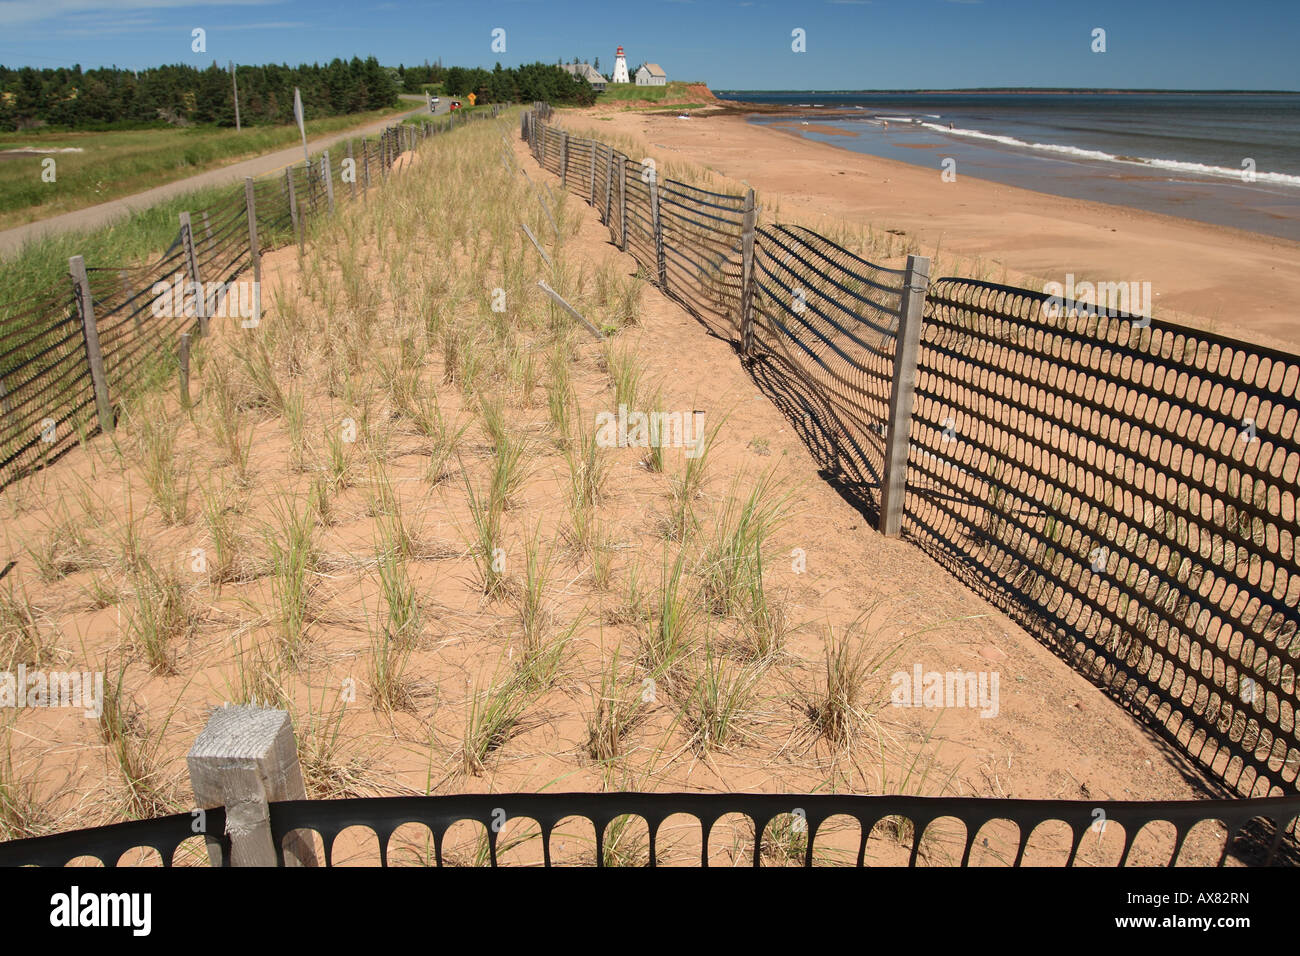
227,632,289,709
233,335,286,416
0,727,52,841
642,385,667,473
124,557,197,675
203,357,255,484
296,699,376,799
698,471,789,617
24,510,103,583
0,584,56,668
393,372,465,484
564,406,609,551
585,649,650,764
805,616,904,749
683,635,765,754
323,419,356,490
135,403,192,525
459,667,531,776
368,624,416,715
99,666,177,819
640,548,696,681
603,556,649,626
199,482,254,585
545,332,575,441
605,341,643,411
759,813,810,866
742,559,791,661
664,412,722,541
265,494,320,662
375,526,423,648
488,427,533,511
516,525,553,656
461,467,508,599
283,390,309,472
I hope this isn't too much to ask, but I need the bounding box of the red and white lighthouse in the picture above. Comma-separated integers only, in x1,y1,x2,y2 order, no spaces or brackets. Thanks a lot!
612,45,630,84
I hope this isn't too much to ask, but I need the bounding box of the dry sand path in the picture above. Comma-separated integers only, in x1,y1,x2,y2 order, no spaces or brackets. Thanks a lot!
0,99,438,260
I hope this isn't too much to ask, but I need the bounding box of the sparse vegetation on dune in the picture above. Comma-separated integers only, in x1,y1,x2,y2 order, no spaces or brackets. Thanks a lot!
0,106,1216,868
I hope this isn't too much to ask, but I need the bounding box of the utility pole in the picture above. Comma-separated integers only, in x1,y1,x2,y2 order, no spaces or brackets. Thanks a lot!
230,61,241,132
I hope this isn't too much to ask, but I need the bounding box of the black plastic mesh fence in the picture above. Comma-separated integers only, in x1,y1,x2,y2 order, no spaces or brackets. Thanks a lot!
2,792,1297,867
519,112,1300,815
909,278,1300,803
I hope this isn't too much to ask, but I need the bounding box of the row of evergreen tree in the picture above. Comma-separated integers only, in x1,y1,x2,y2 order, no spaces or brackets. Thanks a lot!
0,59,594,131
397,62,596,106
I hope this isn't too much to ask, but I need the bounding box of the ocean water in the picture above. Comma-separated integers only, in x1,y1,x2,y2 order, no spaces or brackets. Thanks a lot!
716,92,1300,239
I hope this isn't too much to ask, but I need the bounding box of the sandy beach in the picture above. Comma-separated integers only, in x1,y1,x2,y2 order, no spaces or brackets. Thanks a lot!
583,108,1300,353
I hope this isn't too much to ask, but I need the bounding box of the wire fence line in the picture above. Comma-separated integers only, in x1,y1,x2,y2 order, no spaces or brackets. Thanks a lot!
523,111,1299,811
0,104,505,491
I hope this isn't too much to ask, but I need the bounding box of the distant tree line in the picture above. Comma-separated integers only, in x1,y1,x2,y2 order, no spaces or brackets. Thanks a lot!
0,57,594,131
0,58,398,131
397,61,596,106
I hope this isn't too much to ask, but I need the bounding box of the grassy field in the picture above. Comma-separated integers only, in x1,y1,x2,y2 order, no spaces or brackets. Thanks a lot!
0,104,415,231
595,81,703,104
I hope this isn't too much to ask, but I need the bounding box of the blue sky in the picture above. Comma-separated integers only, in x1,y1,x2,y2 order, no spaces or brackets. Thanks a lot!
0,0,1296,89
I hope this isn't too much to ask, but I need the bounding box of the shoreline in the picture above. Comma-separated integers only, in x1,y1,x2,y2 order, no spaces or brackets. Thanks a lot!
578,107,1300,352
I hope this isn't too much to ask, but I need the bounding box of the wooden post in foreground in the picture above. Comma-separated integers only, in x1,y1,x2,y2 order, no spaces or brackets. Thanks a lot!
878,254,932,538
179,332,191,410
187,705,319,867
69,255,113,434
739,188,757,356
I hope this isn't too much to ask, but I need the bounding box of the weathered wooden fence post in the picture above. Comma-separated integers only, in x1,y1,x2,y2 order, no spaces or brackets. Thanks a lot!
69,255,114,434
179,332,191,410
285,166,303,256
588,138,597,206
178,212,207,335
322,150,335,214
878,254,932,538
739,188,757,355
618,157,628,252
603,144,613,225
649,172,666,290
188,705,319,867
559,130,569,189
362,140,371,193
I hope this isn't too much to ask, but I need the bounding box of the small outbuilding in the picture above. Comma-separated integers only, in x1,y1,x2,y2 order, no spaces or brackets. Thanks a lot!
562,62,607,93
634,63,667,86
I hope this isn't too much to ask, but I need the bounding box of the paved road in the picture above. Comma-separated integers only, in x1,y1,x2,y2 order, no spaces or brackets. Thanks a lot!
0,97,444,259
